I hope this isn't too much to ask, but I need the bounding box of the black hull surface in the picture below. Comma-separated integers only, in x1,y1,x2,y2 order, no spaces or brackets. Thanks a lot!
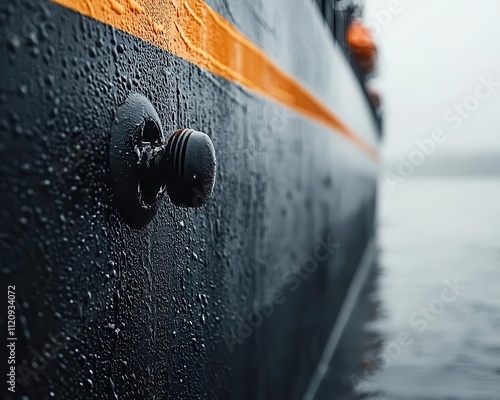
0,0,379,398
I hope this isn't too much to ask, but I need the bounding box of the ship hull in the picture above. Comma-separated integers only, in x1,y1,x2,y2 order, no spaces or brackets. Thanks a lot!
0,0,379,398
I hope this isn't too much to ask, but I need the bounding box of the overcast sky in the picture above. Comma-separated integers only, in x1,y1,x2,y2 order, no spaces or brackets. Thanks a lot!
364,0,500,161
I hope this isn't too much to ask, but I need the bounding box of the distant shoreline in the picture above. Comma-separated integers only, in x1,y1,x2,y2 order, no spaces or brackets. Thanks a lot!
383,153,500,177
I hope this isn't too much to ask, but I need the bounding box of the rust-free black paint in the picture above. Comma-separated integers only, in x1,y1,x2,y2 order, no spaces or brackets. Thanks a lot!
0,0,378,399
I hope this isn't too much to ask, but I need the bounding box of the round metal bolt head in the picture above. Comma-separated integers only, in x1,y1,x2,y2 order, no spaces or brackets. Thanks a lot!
160,129,217,208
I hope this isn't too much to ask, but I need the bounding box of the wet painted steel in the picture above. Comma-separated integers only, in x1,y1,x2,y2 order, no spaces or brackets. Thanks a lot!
0,0,378,398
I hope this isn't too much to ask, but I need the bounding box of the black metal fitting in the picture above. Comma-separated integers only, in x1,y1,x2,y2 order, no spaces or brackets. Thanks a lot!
109,94,217,229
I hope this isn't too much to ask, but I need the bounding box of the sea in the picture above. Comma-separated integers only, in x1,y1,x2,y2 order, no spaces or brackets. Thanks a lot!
360,176,500,399
321,176,500,399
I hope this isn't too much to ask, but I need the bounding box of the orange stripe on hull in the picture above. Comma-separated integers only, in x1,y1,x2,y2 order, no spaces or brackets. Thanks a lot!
50,0,378,159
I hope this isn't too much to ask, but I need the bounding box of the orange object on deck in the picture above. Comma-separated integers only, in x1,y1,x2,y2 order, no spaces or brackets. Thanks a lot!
347,20,377,75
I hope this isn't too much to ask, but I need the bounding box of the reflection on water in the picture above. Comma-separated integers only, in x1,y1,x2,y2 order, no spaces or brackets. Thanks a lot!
352,177,500,400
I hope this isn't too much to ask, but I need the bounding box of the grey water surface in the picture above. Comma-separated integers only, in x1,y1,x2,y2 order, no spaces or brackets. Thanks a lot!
355,177,500,400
